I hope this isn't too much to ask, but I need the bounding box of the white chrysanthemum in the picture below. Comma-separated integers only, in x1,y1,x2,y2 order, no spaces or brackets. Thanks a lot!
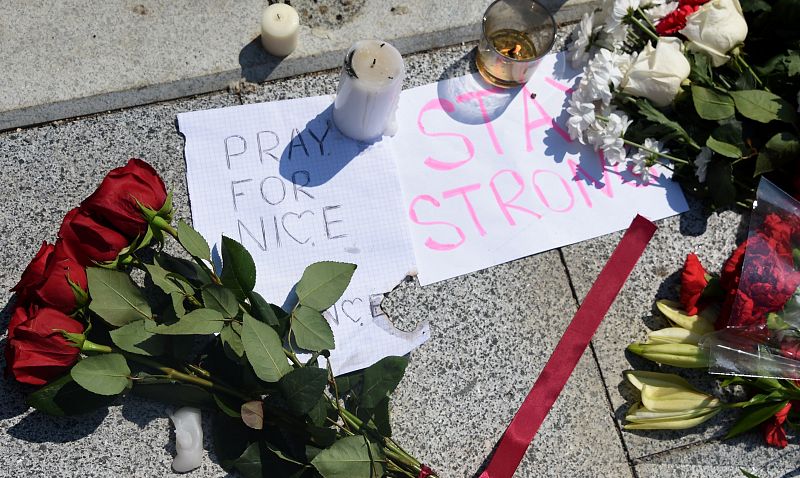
568,13,597,68
644,0,678,21
606,0,641,31
566,96,597,144
631,138,667,181
602,142,628,165
587,111,632,151
694,147,712,183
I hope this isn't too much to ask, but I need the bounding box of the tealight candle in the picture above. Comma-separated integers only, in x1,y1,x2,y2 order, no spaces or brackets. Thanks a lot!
332,40,405,142
260,3,300,57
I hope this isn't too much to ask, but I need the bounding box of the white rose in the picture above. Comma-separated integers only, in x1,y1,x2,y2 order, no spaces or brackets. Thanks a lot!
680,0,748,67
621,37,690,107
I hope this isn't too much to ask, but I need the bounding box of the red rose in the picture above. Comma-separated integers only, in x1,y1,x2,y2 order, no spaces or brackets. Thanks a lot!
5,307,83,386
655,4,698,35
33,242,88,313
10,242,54,302
721,239,750,292
81,158,167,238
58,207,130,266
762,402,792,448
680,253,708,315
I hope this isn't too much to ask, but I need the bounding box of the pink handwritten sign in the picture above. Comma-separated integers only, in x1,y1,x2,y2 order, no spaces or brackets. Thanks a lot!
391,52,688,285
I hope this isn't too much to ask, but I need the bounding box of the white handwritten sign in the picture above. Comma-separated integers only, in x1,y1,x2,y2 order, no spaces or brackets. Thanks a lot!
391,52,688,285
178,98,427,376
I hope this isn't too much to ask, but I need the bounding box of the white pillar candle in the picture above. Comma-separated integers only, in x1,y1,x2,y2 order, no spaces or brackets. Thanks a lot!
333,40,405,142
260,3,300,56
170,407,204,473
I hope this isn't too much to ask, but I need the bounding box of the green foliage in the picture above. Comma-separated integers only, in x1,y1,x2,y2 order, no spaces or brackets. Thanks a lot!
242,314,292,382
132,381,217,409
311,436,386,478
292,306,335,352
220,321,245,360
754,132,800,176
729,90,797,123
692,86,735,121
145,308,225,335
361,356,408,409
221,236,257,297
248,290,282,329
109,320,166,356
27,374,116,416
706,159,736,207
87,267,151,326
726,400,790,439
71,354,131,396
295,262,357,312
279,367,329,416
202,284,240,318
177,219,211,260
706,120,746,159
635,100,701,149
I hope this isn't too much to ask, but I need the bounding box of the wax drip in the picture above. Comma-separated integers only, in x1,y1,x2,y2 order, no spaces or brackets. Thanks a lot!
344,49,358,78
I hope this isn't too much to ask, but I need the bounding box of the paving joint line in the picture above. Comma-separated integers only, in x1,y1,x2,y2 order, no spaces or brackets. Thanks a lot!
556,248,640,478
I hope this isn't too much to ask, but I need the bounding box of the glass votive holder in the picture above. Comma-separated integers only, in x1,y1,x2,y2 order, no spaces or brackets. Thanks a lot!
476,0,556,88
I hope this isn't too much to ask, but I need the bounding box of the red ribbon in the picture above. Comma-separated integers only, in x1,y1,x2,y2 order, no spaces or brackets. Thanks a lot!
479,214,657,478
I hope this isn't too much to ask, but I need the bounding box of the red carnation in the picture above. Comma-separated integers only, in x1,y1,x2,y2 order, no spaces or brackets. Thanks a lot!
5,307,83,386
33,242,88,313
10,242,54,303
680,253,709,315
81,158,168,239
656,4,698,35
58,207,130,266
762,402,792,448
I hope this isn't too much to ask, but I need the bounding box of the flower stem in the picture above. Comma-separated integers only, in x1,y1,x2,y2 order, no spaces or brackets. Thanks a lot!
636,8,658,32
627,13,659,43
622,139,690,164
734,53,765,90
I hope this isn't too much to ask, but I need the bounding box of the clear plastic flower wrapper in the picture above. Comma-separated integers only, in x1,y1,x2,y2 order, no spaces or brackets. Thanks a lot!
702,178,800,379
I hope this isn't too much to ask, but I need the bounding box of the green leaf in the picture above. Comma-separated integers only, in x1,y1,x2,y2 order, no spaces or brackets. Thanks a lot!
308,396,331,426
132,382,216,409
71,354,131,396
371,397,392,437
87,267,151,326
177,219,211,260
293,306,335,352
143,261,183,295
706,136,741,158
636,100,702,149
311,435,386,478
233,442,267,478
741,0,770,11
145,308,225,335
756,132,800,176
296,262,357,312
202,284,240,318
242,314,292,382
220,236,257,296
729,90,797,123
278,366,329,415
725,400,789,439
247,291,280,328
220,322,245,359
740,469,762,478
214,393,242,417
109,320,166,356
706,159,736,207
26,374,116,416
692,86,734,120
360,356,408,408
155,253,211,287
214,414,252,471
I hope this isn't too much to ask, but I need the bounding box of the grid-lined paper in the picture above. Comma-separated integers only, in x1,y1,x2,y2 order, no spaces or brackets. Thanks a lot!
178,95,427,376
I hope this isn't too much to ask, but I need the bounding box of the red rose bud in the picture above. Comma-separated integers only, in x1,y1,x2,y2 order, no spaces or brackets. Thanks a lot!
33,242,88,313
10,242,54,302
762,402,792,448
81,158,169,239
5,307,84,386
680,253,709,316
58,208,131,266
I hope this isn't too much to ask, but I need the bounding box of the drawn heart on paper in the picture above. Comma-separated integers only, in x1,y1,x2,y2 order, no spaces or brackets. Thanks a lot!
281,210,315,245
341,298,364,323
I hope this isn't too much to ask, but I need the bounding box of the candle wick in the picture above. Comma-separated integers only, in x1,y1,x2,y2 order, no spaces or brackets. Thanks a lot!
276,13,281,19
371,58,376,68
388,76,394,79
380,43,385,48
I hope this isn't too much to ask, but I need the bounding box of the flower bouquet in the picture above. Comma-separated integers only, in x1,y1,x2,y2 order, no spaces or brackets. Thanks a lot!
624,178,800,448
5,159,435,478
567,0,800,208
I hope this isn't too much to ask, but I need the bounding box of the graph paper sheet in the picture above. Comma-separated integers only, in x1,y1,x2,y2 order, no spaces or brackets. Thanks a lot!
178,96,427,376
